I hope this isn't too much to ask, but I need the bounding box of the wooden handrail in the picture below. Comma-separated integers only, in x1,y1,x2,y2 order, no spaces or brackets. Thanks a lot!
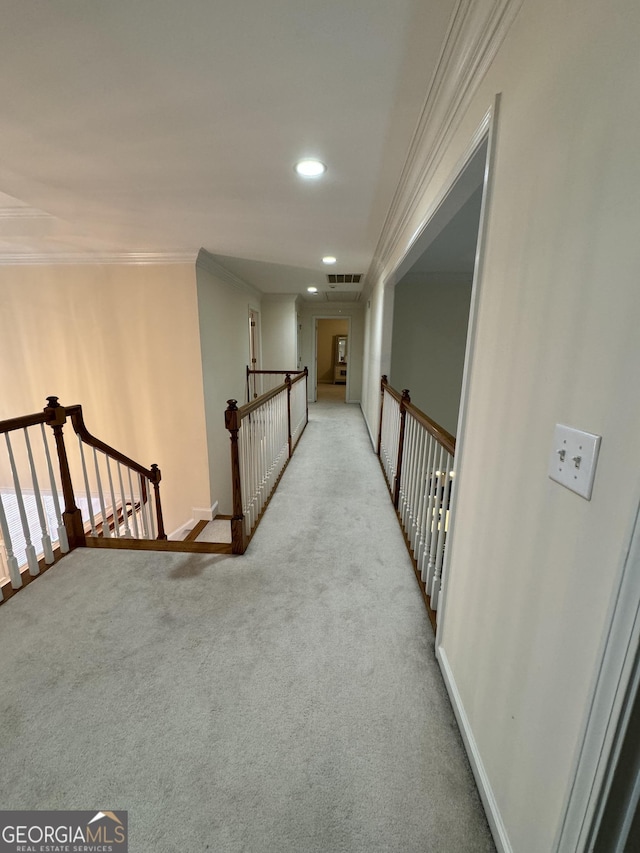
404,400,456,456
64,404,158,481
379,377,456,456
47,397,166,540
0,411,49,434
238,382,288,419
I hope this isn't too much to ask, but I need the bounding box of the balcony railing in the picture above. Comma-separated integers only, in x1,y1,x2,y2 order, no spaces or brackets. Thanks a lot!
377,376,456,628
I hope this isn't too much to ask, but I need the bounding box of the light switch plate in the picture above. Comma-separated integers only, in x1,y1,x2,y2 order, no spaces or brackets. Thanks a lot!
548,424,601,500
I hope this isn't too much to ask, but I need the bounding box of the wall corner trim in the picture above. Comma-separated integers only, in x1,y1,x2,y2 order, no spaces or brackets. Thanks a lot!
196,249,262,299
365,0,523,293
437,645,513,853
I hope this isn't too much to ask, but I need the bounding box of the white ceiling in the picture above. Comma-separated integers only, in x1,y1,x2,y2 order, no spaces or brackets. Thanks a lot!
0,0,457,299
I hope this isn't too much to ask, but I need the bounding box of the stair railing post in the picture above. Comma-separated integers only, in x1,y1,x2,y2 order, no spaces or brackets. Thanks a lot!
393,389,411,509
285,373,293,456
303,366,309,425
225,400,248,554
149,463,167,540
44,397,85,549
377,375,387,457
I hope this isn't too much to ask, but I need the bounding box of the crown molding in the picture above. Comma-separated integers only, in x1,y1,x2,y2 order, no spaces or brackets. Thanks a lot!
0,250,199,266
196,249,262,299
0,207,51,220
366,0,524,293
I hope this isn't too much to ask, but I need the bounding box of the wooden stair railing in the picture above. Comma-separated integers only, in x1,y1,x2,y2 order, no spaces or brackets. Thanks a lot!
227,367,308,554
377,376,456,631
246,366,307,402
0,396,232,606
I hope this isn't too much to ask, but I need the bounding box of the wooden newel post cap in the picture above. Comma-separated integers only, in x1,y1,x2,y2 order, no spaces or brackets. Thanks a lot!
381,375,388,385
401,389,411,403
150,463,161,484
285,373,292,386
44,396,67,425
225,400,240,431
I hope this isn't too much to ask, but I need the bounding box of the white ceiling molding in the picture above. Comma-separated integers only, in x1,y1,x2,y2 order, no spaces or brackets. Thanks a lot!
366,0,524,292
0,207,51,220
0,251,199,266
196,249,262,299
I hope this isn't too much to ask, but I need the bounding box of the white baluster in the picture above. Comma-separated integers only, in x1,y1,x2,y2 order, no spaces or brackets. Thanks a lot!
127,468,140,539
430,454,454,610
5,433,40,576
23,427,54,564
425,446,445,592
410,430,429,555
77,436,97,537
40,423,69,553
0,492,22,588
420,439,440,584
93,448,110,538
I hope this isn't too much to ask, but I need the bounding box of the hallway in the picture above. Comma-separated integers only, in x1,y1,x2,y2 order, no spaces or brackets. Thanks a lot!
0,398,494,852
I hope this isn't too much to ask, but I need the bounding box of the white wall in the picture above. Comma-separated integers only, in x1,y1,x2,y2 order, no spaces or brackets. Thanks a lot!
361,0,640,850
0,262,210,535
297,301,365,403
260,295,297,369
390,272,472,434
196,256,260,514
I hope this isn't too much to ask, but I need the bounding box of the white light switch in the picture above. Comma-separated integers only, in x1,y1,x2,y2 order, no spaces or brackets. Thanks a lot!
548,424,601,500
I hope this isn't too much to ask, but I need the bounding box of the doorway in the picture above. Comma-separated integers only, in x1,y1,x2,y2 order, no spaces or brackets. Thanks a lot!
314,317,350,402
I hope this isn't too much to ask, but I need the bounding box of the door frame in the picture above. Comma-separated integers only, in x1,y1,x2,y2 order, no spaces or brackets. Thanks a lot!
311,315,352,402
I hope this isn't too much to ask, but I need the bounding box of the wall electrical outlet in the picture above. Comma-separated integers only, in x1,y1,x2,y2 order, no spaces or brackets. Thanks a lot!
548,424,601,500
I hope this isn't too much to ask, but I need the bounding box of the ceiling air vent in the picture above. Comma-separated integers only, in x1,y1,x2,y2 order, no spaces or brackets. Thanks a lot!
326,273,362,284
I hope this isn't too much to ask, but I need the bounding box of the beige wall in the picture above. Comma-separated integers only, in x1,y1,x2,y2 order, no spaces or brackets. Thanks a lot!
361,0,640,850
316,318,348,382
196,258,260,514
390,273,472,435
0,262,210,535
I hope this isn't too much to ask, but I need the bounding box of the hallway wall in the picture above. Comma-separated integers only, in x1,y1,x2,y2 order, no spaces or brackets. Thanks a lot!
260,295,297,369
298,301,365,402
390,272,472,435
196,256,261,515
361,0,640,850
0,262,210,535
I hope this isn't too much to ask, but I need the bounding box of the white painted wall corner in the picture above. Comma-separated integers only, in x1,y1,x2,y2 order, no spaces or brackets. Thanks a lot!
437,645,513,853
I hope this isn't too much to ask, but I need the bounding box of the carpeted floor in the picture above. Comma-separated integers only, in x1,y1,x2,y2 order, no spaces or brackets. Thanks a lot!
0,397,495,852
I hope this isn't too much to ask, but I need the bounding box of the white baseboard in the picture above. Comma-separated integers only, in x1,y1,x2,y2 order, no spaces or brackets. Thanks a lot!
193,502,219,521
168,502,219,541
168,518,195,541
437,645,513,853
360,403,377,450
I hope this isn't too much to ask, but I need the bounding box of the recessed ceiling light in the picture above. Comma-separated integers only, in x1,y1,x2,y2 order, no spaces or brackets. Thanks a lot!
307,286,318,293
295,159,326,178
322,256,337,265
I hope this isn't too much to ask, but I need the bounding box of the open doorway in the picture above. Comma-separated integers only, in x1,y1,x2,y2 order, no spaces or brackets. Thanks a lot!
314,317,350,402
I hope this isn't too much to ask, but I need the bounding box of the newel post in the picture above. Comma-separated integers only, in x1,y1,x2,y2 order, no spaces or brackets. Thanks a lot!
285,373,293,456
44,397,85,549
393,389,411,509
225,400,248,554
377,376,387,457
303,366,309,425
149,464,167,540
